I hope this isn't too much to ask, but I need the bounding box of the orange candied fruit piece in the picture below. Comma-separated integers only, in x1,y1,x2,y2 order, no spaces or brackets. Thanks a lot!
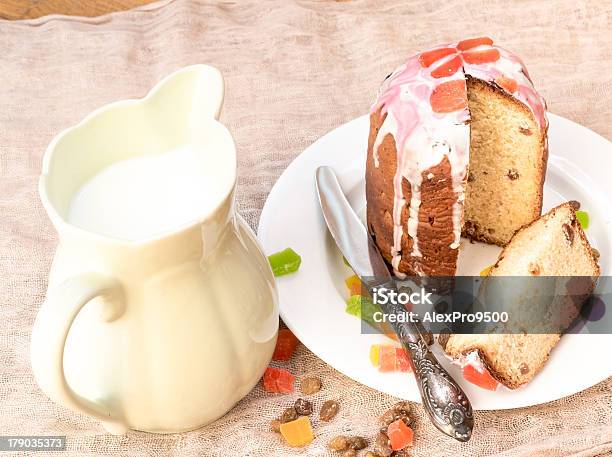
387,419,414,450
462,364,499,391
495,75,518,93
430,80,467,113
272,329,300,361
430,54,463,79
378,345,397,372
263,367,295,393
279,416,314,447
457,36,494,51
419,47,456,68
462,48,500,65
345,274,363,296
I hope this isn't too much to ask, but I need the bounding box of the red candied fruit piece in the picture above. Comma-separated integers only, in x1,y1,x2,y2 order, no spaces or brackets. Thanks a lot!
430,55,463,79
457,36,494,51
395,348,412,372
419,47,456,68
272,329,300,361
462,48,501,65
430,80,468,113
263,367,295,393
462,364,499,391
495,75,518,93
387,419,414,450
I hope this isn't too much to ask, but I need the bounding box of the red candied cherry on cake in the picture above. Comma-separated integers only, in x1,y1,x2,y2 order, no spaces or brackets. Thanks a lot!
430,80,468,113
494,75,519,93
419,37,501,79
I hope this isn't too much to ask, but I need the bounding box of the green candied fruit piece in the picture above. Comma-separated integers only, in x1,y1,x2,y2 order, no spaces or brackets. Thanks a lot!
576,210,589,229
345,294,382,329
345,295,363,317
268,248,302,277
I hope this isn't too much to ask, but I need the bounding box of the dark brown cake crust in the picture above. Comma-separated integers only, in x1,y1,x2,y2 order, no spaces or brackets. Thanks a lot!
366,108,460,276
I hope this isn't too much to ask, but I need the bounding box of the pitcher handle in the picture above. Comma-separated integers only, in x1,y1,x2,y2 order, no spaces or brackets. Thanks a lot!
30,272,128,434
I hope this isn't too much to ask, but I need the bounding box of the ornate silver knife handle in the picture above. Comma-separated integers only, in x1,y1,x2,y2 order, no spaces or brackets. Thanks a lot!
372,280,473,442
314,166,473,442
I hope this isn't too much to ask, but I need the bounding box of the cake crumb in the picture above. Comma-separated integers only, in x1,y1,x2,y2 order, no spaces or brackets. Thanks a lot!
528,262,541,275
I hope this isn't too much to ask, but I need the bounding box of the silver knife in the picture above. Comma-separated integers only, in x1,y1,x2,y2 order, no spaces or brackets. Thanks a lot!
315,166,473,442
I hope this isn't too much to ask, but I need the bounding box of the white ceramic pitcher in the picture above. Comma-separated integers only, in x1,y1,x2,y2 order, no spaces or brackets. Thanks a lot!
31,65,278,434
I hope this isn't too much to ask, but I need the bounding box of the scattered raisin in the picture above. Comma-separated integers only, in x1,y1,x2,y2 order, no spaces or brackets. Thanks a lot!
421,331,434,346
379,410,397,429
294,398,313,416
507,169,520,180
379,403,412,433
328,435,349,451
467,171,475,182
392,401,411,416
519,126,532,136
270,419,281,433
347,436,368,450
374,432,392,457
562,223,574,244
398,285,412,296
463,220,479,238
519,362,530,374
280,407,298,423
434,301,448,313
592,248,600,260
300,376,322,395
569,200,581,210
319,400,340,422
438,329,451,349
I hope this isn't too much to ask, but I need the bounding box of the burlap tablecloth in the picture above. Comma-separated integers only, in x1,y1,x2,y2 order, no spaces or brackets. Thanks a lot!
1,0,611,455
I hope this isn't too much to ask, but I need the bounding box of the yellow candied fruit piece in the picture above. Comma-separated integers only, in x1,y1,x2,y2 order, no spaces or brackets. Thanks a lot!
480,265,494,277
279,416,314,447
345,274,363,296
370,344,380,367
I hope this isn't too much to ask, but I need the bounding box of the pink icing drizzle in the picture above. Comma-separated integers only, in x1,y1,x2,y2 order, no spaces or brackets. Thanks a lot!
371,39,548,277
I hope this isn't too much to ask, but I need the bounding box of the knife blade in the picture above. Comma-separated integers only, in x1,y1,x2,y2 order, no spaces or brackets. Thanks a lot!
315,165,473,442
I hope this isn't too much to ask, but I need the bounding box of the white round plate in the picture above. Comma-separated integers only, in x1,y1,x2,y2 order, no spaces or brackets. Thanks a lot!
257,113,612,410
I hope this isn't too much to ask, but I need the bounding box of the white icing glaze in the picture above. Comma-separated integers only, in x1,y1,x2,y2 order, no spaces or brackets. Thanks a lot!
457,350,487,372
370,38,548,277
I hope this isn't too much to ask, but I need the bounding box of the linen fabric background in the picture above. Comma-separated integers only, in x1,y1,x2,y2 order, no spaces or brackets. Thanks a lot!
1,0,611,455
